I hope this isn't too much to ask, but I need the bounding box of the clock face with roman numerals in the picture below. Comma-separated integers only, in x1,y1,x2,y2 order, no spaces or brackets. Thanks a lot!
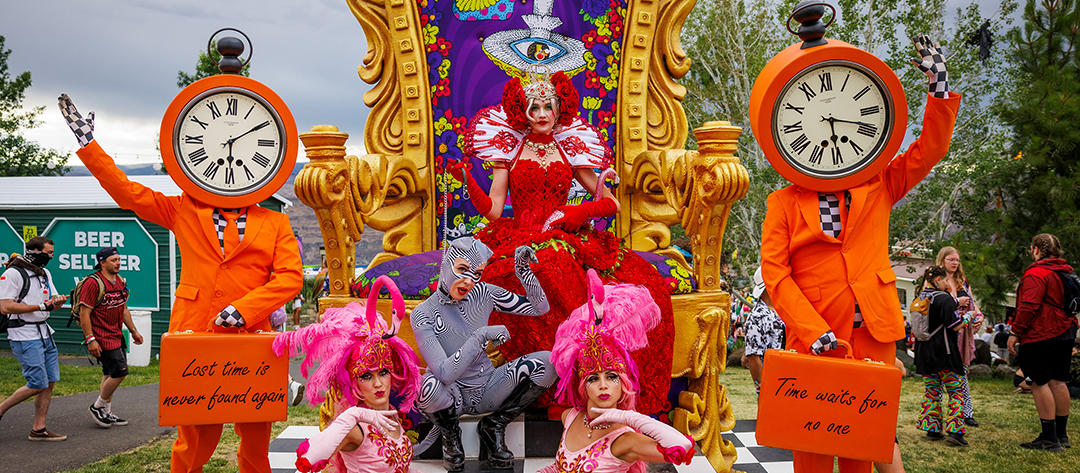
173,87,286,196
772,60,893,179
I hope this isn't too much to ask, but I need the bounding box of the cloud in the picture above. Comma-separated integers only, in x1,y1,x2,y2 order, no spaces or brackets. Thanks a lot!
3,0,373,163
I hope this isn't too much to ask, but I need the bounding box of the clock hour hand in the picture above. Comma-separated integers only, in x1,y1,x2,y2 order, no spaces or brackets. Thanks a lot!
820,116,838,146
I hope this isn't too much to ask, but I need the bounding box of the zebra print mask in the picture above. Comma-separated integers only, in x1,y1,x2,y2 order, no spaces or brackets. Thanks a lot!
438,237,494,301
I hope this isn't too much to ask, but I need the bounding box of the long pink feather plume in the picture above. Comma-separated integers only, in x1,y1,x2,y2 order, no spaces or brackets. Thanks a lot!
272,277,420,412
551,269,659,406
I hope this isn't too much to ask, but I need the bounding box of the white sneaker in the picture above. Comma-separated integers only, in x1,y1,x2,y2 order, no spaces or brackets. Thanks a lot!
289,381,306,406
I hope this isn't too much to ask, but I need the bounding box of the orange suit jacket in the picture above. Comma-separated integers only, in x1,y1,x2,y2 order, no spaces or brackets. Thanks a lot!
77,141,303,333
761,94,961,349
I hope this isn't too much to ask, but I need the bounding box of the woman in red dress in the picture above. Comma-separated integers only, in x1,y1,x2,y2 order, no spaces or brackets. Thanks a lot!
454,71,674,416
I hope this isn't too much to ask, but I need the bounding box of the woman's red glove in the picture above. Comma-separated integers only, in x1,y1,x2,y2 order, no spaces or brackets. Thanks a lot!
548,198,617,232
450,160,493,215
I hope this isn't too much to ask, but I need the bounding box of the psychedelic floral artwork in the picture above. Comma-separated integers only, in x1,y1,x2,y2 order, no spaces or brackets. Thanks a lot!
418,0,626,247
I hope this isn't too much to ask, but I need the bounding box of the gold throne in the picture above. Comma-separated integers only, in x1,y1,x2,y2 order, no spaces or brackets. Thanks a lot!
294,0,749,470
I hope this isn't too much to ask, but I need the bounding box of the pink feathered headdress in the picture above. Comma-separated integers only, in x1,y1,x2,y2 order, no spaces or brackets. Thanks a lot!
551,269,660,409
273,276,421,413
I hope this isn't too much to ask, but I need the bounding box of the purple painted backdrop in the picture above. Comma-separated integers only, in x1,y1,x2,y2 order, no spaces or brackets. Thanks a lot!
419,0,627,245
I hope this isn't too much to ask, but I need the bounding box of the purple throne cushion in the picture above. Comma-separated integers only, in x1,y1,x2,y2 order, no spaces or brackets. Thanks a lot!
353,249,695,299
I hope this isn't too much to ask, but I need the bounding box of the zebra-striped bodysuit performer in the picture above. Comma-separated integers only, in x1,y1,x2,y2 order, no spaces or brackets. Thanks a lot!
411,237,556,471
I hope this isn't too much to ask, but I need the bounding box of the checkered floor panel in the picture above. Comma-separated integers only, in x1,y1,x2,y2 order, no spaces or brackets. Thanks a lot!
269,420,793,473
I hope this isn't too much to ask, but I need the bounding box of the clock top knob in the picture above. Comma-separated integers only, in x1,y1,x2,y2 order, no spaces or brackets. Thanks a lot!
789,1,836,49
207,28,252,75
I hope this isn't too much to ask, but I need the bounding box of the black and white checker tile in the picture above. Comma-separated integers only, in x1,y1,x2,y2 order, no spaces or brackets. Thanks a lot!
269,419,792,473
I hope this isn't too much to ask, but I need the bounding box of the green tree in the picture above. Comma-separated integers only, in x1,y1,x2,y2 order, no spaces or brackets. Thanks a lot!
0,35,69,176
958,0,1080,315
159,42,253,174
680,0,1018,294
176,41,251,88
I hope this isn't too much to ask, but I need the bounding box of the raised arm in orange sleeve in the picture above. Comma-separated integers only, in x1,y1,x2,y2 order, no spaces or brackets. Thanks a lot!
77,140,182,230
883,93,962,203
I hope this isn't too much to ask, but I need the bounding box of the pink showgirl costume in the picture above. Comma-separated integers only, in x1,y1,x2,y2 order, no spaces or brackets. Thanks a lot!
540,269,694,473
463,74,674,415
273,276,421,473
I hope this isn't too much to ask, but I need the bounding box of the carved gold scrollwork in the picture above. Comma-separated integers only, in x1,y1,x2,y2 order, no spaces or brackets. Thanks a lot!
348,0,403,157
628,150,687,269
348,0,436,254
358,153,427,268
672,303,737,473
684,122,749,292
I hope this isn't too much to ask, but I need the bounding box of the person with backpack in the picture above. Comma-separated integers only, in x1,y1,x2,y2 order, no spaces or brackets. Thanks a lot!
936,246,985,427
77,247,143,428
1008,233,1078,452
912,265,972,447
0,236,69,441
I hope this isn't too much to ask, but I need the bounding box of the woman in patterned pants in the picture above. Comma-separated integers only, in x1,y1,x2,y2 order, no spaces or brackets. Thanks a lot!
913,265,971,446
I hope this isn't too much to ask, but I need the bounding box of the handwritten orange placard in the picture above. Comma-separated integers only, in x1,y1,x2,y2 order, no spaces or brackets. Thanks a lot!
158,332,288,426
756,343,901,463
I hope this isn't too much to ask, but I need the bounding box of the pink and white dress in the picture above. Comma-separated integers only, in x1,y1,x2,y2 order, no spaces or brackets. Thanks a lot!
336,424,419,473
538,408,646,473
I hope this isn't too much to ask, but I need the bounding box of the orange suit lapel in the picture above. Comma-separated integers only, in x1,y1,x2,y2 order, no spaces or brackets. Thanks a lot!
795,189,837,243
196,204,225,261
225,206,265,261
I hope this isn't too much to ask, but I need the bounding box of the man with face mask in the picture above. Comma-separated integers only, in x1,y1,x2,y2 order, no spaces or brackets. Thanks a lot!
410,237,556,471
0,236,70,441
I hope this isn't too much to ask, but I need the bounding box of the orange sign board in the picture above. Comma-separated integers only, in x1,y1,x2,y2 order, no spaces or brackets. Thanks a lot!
756,343,901,463
158,332,289,426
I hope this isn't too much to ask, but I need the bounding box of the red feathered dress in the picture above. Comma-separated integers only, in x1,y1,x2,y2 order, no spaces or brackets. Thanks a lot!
465,105,675,416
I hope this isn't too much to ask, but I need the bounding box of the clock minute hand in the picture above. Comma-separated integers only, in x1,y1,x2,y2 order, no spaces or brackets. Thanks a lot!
221,121,270,147
832,118,874,127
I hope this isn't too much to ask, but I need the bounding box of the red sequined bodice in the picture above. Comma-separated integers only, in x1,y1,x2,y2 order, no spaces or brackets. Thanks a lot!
509,158,572,232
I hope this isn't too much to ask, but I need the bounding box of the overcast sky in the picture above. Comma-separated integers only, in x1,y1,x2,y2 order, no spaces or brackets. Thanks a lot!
3,0,371,165
3,1,1018,166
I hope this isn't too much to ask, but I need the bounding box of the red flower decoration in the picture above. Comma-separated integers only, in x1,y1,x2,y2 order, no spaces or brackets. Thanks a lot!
501,77,529,130
450,115,467,133
551,72,578,126
434,78,451,97
584,70,602,90
582,30,600,48
436,37,453,57
598,110,613,129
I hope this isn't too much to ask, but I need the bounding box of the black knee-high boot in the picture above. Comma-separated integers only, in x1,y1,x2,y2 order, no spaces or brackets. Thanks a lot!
432,407,465,471
478,379,548,469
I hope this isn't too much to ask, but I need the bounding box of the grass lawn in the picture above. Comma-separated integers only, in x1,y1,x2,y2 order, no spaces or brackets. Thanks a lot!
0,351,160,397
720,365,1080,472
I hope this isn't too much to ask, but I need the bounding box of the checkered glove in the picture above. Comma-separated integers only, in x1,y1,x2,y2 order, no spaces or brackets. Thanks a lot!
911,34,949,99
215,305,246,327
58,94,95,147
810,330,838,355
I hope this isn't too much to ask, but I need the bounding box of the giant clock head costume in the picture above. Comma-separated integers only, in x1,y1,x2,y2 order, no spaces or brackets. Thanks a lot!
59,31,303,473
752,2,961,471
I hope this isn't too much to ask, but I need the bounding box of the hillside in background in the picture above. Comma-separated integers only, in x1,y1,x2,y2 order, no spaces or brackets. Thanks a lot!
69,162,386,268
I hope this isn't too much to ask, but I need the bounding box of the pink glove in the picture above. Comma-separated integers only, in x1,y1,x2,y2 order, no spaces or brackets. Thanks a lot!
590,407,695,465
296,406,399,472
